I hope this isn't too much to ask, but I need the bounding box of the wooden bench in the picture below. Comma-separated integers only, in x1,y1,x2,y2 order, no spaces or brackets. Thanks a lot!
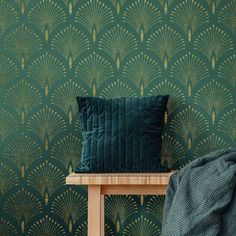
66,172,173,236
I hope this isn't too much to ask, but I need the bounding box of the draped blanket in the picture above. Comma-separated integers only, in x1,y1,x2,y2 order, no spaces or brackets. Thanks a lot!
162,149,236,236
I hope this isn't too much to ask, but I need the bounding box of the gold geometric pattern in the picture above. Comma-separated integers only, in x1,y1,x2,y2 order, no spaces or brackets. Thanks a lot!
0,218,18,236
122,0,161,42
170,52,209,97
218,0,236,33
147,25,185,69
27,215,66,236
26,160,65,203
0,162,19,196
148,80,185,114
75,221,87,236
123,51,161,95
0,109,19,141
28,0,67,41
0,0,235,234
51,24,90,69
27,52,67,96
75,52,113,95
99,24,138,67
161,134,185,168
3,24,43,69
51,80,88,123
194,81,233,124
75,0,114,41
27,106,66,150
218,54,236,87
3,80,43,125
170,107,210,150
4,134,42,177
194,133,231,158
194,25,234,69
0,54,19,87
51,186,87,235
146,196,165,222
105,195,138,232
3,188,43,228
123,215,161,236
0,0,19,34
51,133,83,173
170,0,209,42
218,108,236,142
99,79,136,98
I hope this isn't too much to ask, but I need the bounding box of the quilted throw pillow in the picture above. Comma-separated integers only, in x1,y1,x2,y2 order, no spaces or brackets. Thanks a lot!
75,96,169,173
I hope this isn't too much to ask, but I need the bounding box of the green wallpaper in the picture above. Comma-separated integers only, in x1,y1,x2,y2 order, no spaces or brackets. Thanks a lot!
0,0,235,235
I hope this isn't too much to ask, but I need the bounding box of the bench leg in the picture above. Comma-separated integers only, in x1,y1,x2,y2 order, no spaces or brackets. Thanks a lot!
100,193,104,235
88,185,104,236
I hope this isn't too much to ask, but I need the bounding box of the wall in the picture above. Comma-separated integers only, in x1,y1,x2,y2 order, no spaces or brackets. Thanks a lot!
0,0,235,235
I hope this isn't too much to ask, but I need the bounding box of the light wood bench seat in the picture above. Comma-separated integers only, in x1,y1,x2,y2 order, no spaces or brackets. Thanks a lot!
66,172,173,236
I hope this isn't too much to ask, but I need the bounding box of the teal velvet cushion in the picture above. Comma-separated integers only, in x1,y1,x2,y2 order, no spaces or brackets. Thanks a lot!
75,96,169,173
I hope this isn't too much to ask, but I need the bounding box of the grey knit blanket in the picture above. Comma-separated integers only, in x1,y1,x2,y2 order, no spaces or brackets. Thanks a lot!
162,149,236,236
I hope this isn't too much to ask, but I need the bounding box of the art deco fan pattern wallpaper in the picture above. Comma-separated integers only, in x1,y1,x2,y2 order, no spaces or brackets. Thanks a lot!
0,0,235,235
